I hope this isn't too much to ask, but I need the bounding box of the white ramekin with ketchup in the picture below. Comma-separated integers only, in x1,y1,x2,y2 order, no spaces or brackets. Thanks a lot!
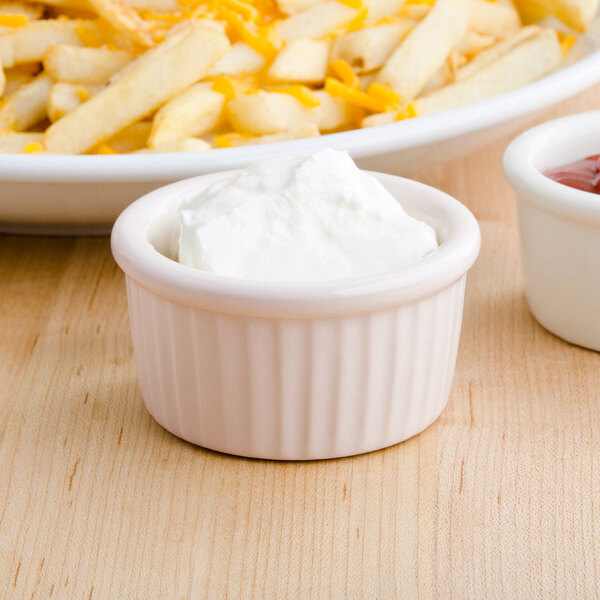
503,111,600,351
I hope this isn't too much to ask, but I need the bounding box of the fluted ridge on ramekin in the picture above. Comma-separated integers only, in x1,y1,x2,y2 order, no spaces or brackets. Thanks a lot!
126,275,466,460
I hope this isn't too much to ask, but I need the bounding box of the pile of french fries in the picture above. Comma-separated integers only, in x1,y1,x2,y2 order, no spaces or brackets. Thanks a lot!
0,0,595,153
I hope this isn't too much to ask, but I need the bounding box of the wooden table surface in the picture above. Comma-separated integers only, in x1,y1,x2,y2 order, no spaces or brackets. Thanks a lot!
2,87,600,600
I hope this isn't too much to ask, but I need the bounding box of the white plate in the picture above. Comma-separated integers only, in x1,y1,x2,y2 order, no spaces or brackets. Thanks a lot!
2,33,600,233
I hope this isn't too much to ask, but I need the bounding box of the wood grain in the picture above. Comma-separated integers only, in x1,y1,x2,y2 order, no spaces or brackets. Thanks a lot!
1,86,600,599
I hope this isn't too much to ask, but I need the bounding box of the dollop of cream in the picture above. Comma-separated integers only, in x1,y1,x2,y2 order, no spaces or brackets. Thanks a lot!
178,149,438,282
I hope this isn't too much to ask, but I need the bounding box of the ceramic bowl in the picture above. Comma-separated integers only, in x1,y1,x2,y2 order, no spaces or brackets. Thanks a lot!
503,110,600,351
111,169,480,459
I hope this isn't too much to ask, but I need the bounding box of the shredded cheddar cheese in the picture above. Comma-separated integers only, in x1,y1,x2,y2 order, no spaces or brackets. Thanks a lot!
96,144,118,154
337,0,362,8
557,31,576,55
325,77,392,112
345,6,368,32
366,82,403,106
396,100,418,119
211,76,237,100
23,142,44,153
222,0,261,21
405,100,418,118
75,24,104,46
139,10,183,22
76,86,90,102
251,0,280,19
187,3,210,17
0,14,28,27
349,103,367,125
375,15,403,24
213,132,248,147
271,85,320,107
329,59,360,88
214,4,277,58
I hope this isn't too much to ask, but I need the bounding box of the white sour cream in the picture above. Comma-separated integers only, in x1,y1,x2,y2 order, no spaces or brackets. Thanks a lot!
177,149,438,282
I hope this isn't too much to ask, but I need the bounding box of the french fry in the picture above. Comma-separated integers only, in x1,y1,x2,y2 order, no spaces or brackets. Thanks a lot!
331,21,414,73
0,63,4,96
417,27,562,114
468,0,521,38
217,123,319,146
0,0,44,20
44,23,229,153
309,89,351,130
85,0,153,47
44,4,95,16
511,0,552,22
47,82,79,121
104,121,150,151
47,81,101,121
227,89,307,134
276,0,320,16
4,68,34,96
457,30,496,56
208,41,265,76
43,45,135,84
108,20,208,83
0,71,51,129
125,0,179,10
419,50,466,94
358,71,375,89
376,0,469,97
71,18,136,50
418,58,453,95
398,3,430,19
139,137,211,152
447,48,467,74
0,130,43,150
3,66,32,94
46,82,78,121
277,1,358,40
361,110,395,127
512,0,597,31
148,82,225,147
0,19,100,68
422,24,547,95
454,24,540,81
363,0,405,24
185,17,225,34
268,39,330,83
19,0,178,10
19,0,89,8
226,88,350,134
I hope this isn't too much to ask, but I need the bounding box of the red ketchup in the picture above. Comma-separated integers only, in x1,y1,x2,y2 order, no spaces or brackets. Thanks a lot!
545,154,600,193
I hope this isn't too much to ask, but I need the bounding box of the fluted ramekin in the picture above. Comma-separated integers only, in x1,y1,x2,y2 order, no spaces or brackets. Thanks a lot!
503,111,600,351
111,170,480,460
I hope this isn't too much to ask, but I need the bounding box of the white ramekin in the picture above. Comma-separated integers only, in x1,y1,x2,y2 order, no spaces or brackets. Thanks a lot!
111,170,480,460
503,111,600,352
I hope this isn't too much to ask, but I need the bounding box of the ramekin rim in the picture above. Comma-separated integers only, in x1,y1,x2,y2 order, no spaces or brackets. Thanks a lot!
503,110,600,224
111,169,481,315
